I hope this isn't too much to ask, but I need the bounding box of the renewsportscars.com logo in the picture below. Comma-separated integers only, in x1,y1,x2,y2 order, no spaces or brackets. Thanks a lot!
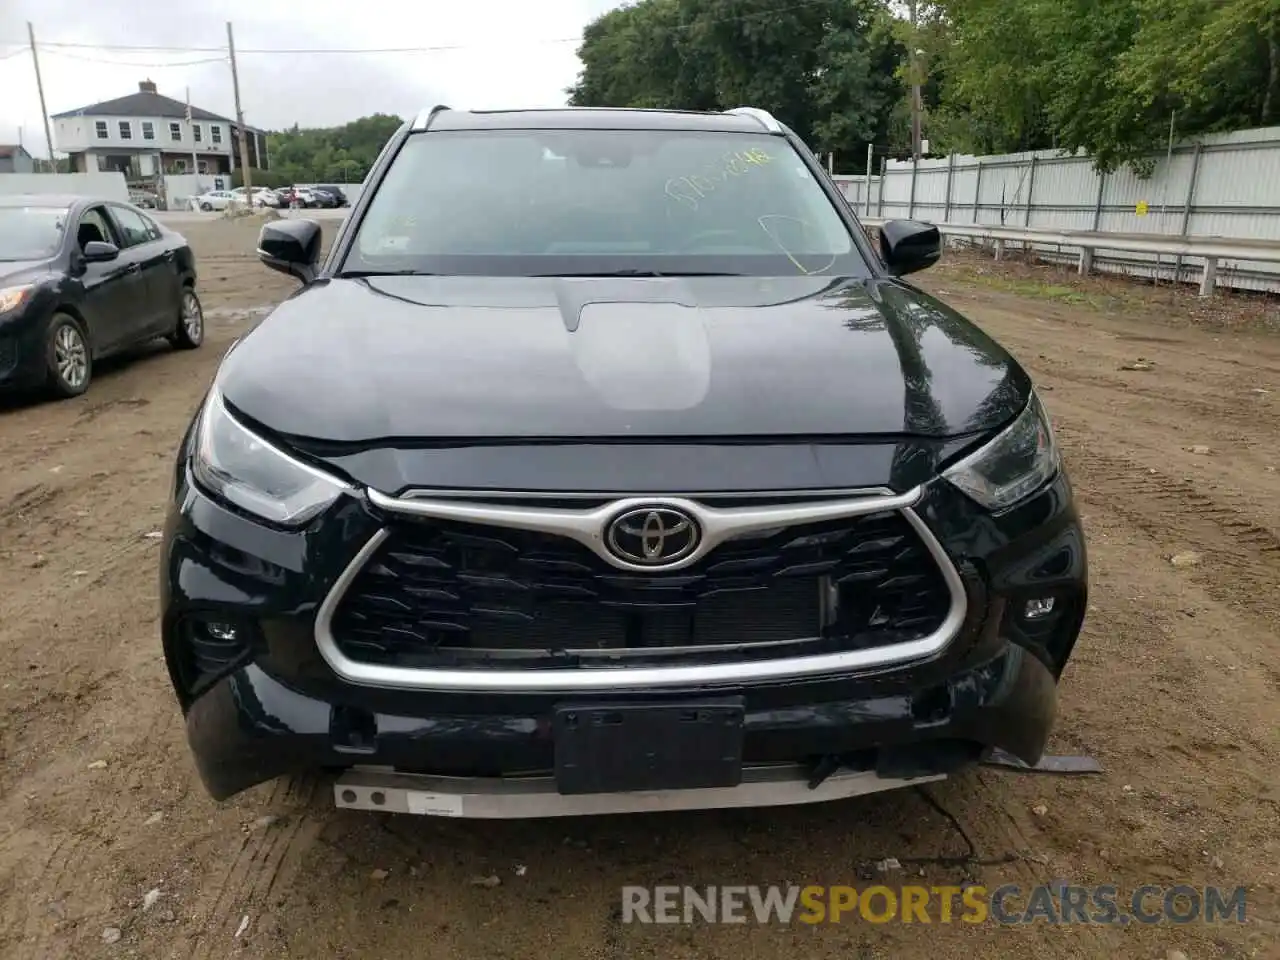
620,884,1248,925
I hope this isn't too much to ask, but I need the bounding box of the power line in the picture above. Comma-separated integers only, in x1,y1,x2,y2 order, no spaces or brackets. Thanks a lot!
39,47,228,68
0,0,841,58
25,38,578,56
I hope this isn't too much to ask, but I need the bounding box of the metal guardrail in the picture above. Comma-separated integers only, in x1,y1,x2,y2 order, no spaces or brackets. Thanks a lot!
859,216,1280,296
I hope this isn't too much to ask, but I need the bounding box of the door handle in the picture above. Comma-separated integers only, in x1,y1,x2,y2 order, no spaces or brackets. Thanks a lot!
163,250,175,262
125,264,141,274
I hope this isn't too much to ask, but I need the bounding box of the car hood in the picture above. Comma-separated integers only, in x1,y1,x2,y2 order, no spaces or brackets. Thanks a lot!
0,260,54,285
217,274,1030,444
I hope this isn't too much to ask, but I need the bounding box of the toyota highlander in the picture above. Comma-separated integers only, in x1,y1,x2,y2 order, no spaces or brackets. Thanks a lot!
160,105,1087,818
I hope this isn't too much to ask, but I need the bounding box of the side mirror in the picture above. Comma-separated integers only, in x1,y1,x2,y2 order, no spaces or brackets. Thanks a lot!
82,240,120,263
879,220,941,277
257,219,322,284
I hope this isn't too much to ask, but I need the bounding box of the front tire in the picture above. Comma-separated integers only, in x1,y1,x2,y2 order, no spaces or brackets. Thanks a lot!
200,202,213,212
46,313,92,399
170,287,204,350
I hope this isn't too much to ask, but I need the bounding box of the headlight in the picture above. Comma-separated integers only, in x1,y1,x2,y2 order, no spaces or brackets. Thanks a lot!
0,285,33,314
191,388,350,527
942,391,1059,512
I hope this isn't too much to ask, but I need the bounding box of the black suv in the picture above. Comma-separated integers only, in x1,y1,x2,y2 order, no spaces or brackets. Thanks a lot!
161,106,1086,817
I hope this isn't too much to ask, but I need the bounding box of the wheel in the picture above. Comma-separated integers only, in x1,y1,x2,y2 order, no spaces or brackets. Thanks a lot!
170,287,204,350
200,202,213,212
45,313,92,398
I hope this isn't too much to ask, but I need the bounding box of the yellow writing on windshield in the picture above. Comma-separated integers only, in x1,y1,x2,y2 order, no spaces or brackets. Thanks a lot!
665,148,774,210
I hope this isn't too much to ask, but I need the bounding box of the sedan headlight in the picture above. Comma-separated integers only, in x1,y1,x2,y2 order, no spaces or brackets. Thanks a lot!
942,391,1060,512
192,388,350,527
0,285,33,314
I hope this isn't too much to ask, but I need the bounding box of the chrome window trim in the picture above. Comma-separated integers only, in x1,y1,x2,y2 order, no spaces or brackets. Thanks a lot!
312,488,968,693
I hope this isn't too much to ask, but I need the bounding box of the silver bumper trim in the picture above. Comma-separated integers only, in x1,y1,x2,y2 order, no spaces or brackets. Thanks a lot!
313,487,968,692
333,764,945,819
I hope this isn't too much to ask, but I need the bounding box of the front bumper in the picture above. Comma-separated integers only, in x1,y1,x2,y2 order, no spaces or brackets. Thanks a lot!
161,460,1087,805
0,311,53,391
187,642,1058,802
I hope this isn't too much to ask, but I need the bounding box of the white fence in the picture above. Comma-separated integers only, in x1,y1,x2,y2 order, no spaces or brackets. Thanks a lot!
834,126,1280,294
0,171,128,201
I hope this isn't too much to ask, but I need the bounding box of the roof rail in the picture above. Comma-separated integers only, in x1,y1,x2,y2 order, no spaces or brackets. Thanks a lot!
410,104,453,131
724,107,782,133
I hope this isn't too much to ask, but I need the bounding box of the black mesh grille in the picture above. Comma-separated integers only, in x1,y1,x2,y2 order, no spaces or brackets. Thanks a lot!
330,508,953,670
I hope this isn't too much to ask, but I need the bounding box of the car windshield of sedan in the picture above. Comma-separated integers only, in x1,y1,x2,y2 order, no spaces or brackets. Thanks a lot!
342,128,869,278
0,206,67,261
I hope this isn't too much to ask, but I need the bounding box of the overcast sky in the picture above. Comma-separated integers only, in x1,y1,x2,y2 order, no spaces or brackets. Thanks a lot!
0,0,623,158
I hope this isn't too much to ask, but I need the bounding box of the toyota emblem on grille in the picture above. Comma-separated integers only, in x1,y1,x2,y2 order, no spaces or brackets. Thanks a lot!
605,507,701,566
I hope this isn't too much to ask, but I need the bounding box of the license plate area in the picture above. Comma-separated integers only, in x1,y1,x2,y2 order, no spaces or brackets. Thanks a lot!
553,699,745,795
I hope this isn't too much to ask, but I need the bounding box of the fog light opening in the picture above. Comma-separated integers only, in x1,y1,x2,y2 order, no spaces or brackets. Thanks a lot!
1024,597,1056,620
205,621,240,642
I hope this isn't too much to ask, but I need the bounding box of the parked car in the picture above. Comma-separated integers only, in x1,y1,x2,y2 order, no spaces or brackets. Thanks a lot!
0,194,202,399
307,188,339,209
310,186,347,208
275,186,317,208
231,186,279,208
161,106,1087,816
129,190,158,209
189,190,234,212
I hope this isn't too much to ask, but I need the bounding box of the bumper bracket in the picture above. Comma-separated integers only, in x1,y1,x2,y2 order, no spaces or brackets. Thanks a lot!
332,763,945,819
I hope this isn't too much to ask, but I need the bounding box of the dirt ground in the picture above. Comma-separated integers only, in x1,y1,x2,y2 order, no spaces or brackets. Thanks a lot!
1,219,1277,959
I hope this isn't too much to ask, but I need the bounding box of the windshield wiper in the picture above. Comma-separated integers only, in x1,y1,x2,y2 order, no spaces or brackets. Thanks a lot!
536,269,740,278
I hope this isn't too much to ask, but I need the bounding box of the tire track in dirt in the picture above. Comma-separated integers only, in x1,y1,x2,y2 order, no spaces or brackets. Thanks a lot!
185,777,328,960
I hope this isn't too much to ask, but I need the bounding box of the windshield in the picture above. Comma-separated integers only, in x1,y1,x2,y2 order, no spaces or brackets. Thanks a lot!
341,128,868,278
0,206,67,261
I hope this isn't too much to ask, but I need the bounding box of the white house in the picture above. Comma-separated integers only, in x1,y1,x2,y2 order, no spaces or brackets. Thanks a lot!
52,79,269,180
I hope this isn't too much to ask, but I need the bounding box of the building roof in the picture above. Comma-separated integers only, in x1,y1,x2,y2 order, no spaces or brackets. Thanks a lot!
51,81,264,133
0,144,34,159
53,90,233,123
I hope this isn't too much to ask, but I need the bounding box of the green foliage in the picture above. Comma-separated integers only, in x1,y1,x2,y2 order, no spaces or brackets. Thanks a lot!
569,0,1280,177
230,168,288,189
934,0,1280,172
264,113,404,184
568,0,907,170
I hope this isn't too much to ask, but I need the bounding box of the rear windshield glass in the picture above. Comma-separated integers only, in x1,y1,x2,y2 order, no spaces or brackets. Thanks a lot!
0,206,67,260
341,128,868,278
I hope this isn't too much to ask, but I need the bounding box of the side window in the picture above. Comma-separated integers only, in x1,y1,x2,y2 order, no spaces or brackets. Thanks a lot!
109,206,157,248
77,207,118,251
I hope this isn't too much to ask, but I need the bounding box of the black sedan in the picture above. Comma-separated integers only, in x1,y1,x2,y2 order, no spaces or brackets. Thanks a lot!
0,194,203,398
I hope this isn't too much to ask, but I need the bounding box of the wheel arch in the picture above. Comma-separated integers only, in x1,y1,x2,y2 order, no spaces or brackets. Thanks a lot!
51,303,97,355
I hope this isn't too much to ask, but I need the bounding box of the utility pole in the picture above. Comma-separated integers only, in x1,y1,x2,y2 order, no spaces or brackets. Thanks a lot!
185,87,198,181
27,23,56,172
908,1,922,161
226,22,254,202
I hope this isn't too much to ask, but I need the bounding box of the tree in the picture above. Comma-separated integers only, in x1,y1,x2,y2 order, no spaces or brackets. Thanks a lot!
933,0,1280,172
264,113,404,183
569,0,1280,175
569,0,908,169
